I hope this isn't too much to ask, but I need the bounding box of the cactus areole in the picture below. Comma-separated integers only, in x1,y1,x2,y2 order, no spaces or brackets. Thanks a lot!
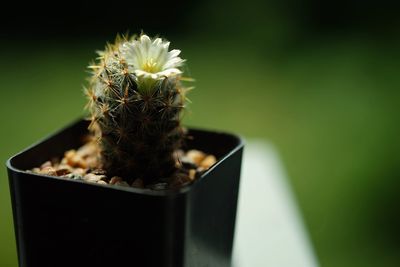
85,34,191,185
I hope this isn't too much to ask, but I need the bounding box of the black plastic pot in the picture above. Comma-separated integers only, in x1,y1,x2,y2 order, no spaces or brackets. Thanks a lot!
6,119,244,267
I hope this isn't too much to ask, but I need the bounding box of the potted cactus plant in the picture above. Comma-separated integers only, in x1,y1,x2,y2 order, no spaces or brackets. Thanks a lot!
7,34,244,267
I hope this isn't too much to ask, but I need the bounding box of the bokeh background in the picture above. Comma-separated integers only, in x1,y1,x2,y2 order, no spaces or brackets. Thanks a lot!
1,1,400,266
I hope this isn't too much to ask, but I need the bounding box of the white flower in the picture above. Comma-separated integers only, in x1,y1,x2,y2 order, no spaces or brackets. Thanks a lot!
121,35,185,81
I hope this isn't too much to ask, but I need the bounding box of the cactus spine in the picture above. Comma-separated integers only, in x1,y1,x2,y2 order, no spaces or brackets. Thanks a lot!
85,34,190,185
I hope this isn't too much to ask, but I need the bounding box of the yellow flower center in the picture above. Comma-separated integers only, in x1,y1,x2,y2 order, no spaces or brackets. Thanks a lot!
142,58,159,73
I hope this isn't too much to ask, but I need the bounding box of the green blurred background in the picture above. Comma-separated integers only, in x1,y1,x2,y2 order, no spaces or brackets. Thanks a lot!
1,1,400,266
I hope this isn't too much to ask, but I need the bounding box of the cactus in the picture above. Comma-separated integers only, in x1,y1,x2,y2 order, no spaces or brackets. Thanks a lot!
85,34,191,185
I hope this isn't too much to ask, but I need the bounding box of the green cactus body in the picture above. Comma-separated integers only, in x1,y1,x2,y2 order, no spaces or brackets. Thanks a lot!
85,34,190,185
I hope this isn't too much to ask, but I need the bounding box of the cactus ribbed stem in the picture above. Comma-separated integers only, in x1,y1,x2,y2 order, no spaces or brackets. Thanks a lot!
85,34,190,184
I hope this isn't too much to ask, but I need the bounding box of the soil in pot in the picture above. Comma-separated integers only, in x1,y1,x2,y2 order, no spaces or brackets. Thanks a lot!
28,135,217,190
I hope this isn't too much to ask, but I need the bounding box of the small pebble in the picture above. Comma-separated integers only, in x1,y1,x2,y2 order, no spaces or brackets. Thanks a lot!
74,155,88,168
115,181,130,187
72,168,87,176
91,169,106,175
200,155,217,169
131,178,144,188
188,169,196,181
63,173,83,180
196,166,206,173
60,157,68,165
40,161,52,169
186,150,206,166
40,167,57,176
109,176,123,185
57,163,72,170
83,173,106,183
180,156,197,169
56,167,71,176
65,150,87,169
32,167,41,173
65,150,76,160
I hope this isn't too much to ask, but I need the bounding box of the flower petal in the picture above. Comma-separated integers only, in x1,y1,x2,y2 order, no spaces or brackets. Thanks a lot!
168,49,181,59
157,68,182,77
152,38,162,46
164,57,185,69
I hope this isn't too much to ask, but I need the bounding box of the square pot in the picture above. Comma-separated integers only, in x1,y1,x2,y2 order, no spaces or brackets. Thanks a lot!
6,119,244,267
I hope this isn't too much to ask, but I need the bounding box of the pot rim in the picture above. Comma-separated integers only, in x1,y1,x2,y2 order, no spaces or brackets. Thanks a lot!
6,118,245,197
